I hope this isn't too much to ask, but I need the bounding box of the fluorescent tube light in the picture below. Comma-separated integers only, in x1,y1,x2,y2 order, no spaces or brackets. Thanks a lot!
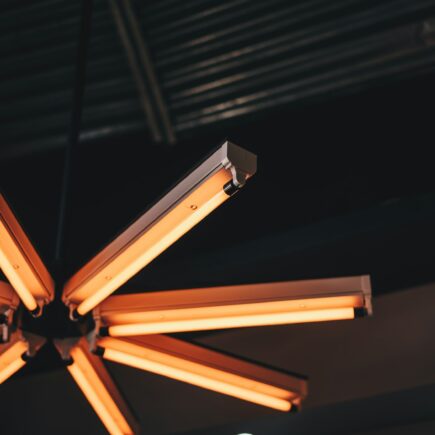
58,338,138,435
63,142,256,316
0,330,45,384
0,194,54,314
97,335,307,412
96,276,371,336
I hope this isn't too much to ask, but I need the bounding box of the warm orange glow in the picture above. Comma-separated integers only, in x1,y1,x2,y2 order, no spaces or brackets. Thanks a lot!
68,169,231,316
0,248,37,310
106,296,359,336
99,337,299,411
0,339,28,384
0,195,54,312
68,344,135,435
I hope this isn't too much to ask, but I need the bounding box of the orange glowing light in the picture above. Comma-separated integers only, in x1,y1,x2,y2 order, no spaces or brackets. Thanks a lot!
108,306,355,336
98,335,307,411
63,142,257,316
97,276,371,336
0,336,28,384
0,194,54,313
67,339,137,435
72,171,229,316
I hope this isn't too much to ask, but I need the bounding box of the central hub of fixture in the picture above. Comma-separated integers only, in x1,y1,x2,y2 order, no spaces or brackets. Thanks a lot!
20,297,94,340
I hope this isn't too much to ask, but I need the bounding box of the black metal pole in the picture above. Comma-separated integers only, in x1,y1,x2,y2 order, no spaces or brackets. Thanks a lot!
55,0,93,271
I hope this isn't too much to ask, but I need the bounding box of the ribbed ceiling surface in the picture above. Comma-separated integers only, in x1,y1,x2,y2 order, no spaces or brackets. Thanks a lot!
2,0,435,158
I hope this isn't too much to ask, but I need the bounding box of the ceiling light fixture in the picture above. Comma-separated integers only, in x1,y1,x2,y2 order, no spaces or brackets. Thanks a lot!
0,2,373,433
0,330,45,384
0,194,54,315
95,276,371,337
55,337,138,435
0,140,373,433
62,142,256,318
96,335,307,412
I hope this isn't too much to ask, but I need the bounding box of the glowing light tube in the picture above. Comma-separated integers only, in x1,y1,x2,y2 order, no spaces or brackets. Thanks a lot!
97,276,372,336
63,142,257,316
0,333,29,384
0,194,54,313
66,338,137,435
98,335,307,411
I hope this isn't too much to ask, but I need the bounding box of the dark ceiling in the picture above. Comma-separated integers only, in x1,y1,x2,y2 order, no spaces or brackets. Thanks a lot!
3,0,435,158
1,0,435,434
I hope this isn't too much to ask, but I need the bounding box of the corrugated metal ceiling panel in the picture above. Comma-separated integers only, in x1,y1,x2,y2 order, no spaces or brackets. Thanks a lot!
1,0,435,157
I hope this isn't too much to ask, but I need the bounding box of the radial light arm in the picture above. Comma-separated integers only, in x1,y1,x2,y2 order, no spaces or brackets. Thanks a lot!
56,338,138,435
63,141,257,317
95,276,372,337
97,335,307,412
0,330,45,384
0,194,54,314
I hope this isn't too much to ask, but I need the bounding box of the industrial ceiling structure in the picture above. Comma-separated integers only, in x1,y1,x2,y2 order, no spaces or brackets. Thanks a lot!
1,0,435,434
2,0,435,157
